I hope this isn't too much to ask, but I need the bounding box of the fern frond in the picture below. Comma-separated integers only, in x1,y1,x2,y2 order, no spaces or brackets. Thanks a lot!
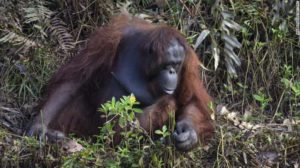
24,3,75,54
48,17,75,53
0,31,37,48
24,5,53,24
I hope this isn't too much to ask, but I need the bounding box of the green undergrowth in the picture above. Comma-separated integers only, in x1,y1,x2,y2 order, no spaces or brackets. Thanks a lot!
0,95,299,167
0,47,60,104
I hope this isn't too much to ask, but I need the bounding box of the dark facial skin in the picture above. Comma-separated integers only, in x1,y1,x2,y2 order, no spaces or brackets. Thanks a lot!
152,40,185,95
112,32,185,106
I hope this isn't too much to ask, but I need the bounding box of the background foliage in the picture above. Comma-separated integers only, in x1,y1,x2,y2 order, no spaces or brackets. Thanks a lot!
0,0,299,167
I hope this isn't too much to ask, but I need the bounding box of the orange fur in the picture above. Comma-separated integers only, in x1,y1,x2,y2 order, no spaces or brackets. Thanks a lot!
31,14,214,147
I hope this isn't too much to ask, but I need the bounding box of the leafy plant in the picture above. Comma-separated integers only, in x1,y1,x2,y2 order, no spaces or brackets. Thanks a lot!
63,95,180,167
253,91,272,111
155,125,170,138
97,94,144,146
280,65,300,118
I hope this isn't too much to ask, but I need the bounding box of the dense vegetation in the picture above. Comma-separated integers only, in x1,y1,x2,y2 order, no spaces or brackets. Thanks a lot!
0,0,299,167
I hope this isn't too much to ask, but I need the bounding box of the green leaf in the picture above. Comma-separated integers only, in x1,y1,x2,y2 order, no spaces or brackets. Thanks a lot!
119,117,127,128
162,125,167,132
281,78,291,88
154,130,163,135
133,108,143,113
253,94,264,102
